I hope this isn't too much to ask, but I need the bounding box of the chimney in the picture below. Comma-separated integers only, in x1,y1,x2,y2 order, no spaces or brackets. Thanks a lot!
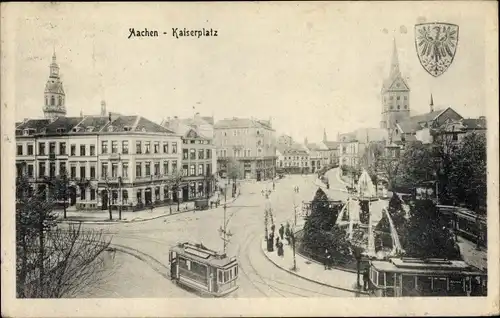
430,94,434,113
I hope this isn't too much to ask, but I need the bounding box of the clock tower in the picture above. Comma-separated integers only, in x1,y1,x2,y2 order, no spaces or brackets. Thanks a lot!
380,39,410,129
43,51,67,119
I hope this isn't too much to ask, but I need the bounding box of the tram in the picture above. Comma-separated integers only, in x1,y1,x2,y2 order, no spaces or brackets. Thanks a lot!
437,205,487,247
368,257,487,297
169,242,239,297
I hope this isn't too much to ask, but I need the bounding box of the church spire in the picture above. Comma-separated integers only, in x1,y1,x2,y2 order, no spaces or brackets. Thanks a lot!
390,37,401,79
323,128,327,142
430,93,434,112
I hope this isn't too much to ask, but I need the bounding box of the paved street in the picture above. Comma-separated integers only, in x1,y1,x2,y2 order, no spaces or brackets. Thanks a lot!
76,172,355,298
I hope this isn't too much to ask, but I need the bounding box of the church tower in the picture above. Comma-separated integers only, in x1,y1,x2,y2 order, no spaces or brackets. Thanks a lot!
380,39,410,129
43,51,66,119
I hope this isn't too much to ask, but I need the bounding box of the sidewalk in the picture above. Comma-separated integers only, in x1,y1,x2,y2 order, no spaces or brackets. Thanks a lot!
56,194,239,224
260,235,368,296
456,236,488,271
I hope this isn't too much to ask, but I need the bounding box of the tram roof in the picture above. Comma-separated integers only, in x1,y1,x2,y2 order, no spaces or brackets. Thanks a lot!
370,258,485,276
170,242,237,268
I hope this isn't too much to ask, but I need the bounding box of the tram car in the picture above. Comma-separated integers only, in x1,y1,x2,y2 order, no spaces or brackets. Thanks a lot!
368,257,487,297
169,242,239,297
437,205,487,248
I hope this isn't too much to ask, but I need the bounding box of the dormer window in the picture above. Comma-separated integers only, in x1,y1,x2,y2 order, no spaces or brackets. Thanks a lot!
141,128,146,132
124,126,132,132
86,126,94,132
107,125,114,132
72,127,82,133
56,128,65,134
23,129,29,136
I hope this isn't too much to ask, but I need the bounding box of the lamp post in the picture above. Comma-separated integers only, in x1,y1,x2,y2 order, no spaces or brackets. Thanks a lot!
118,153,122,220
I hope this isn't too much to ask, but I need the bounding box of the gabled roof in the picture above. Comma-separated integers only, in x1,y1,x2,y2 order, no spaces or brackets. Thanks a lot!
277,144,309,156
462,118,486,130
16,119,52,133
45,116,84,134
396,107,460,134
305,142,327,151
214,118,274,130
324,141,340,150
133,116,174,133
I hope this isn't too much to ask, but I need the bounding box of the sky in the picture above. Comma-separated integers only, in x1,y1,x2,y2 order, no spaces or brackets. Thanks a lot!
12,2,490,143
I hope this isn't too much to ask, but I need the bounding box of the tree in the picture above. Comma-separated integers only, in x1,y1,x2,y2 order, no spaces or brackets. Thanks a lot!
302,188,347,257
403,200,461,260
226,157,240,182
447,132,486,213
50,174,69,219
168,170,184,211
16,174,113,298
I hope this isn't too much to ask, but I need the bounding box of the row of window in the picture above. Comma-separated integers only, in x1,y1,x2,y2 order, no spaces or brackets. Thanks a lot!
182,139,211,145
218,129,263,137
17,160,184,180
181,163,212,177
45,95,64,107
218,266,238,284
387,105,408,111
16,140,179,156
103,140,178,155
279,161,309,167
182,148,212,160
384,95,408,102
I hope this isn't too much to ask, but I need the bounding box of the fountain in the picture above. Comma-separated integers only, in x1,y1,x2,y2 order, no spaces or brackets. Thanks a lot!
336,169,403,259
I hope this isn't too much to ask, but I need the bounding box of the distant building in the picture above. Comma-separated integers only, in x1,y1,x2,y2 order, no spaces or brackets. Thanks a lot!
304,139,328,173
161,114,216,201
277,134,294,147
276,142,310,174
322,129,340,166
214,117,277,181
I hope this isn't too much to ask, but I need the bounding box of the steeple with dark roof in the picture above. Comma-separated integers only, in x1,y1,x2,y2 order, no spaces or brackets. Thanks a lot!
43,50,66,119
380,39,410,130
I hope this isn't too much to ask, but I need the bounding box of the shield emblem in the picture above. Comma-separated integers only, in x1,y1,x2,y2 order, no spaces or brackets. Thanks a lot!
415,23,459,77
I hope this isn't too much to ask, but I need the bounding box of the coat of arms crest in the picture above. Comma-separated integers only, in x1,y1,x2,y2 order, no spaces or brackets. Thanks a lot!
415,23,459,77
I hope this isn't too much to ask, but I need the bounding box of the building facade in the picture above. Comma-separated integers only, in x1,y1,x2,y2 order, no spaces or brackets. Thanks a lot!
214,118,277,181
161,114,217,201
16,114,183,211
276,144,310,174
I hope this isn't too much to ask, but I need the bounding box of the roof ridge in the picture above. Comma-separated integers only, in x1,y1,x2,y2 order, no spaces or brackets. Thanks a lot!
131,115,141,131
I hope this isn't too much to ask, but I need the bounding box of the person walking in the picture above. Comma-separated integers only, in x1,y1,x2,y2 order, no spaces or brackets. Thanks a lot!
324,249,330,270
271,223,276,235
363,268,370,291
275,236,280,250
278,241,284,257
279,224,284,240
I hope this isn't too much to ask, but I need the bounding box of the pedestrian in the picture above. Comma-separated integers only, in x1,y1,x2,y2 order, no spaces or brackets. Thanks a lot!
279,224,284,240
324,249,330,270
278,241,284,257
297,186,299,193
363,268,370,291
275,236,280,250
150,203,154,213
271,223,276,235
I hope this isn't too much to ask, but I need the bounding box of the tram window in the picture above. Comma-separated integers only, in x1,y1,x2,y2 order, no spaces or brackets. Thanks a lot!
179,257,187,269
224,271,229,282
371,269,379,285
218,270,223,283
386,272,395,287
433,277,448,293
190,261,207,277
402,275,416,291
229,269,233,280
186,260,191,270
378,272,384,286
235,266,238,276
418,276,432,293
449,277,464,295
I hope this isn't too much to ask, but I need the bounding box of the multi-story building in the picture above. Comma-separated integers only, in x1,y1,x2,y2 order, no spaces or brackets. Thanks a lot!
304,138,328,173
16,114,182,211
276,143,310,174
161,114,217,201
322,129,340,166
15,53,183,211
214,117,277,181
